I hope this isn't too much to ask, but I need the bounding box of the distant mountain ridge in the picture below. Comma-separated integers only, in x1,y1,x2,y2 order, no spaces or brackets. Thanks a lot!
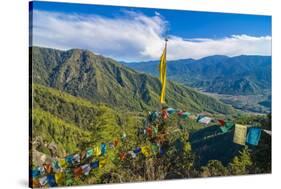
123,55,271,95
31,46,235,115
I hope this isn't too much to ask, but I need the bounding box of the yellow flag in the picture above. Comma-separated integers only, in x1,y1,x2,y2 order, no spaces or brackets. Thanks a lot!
99,159,107,168
94,146,101,156
233,124,247,145
55,172,64,185
159,42,167,103
141,146,151,157
58,159,67,169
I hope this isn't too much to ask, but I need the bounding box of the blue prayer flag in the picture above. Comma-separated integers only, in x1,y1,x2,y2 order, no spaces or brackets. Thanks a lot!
32,168,40,178
133,147,141,154
47,175,57,187
101,143,107,156
246,127,262,146
90,160,99,169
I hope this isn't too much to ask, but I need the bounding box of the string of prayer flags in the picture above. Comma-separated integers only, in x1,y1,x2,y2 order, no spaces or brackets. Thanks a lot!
246,127,262,146
90,160,99,169
233,124,247,145
198,116,212,125
101,143,107,156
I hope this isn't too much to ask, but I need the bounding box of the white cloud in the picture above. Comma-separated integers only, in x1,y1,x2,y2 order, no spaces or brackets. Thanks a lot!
32,10,271,62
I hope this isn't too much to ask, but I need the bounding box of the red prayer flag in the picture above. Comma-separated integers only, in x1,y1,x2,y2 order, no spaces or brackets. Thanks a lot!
218,119,225,126
73,167,83,177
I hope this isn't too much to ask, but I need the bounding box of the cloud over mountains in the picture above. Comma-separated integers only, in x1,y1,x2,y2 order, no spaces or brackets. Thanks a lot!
32,10,271,61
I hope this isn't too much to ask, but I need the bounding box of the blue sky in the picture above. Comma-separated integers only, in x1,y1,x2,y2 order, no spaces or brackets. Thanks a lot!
30,1,271,61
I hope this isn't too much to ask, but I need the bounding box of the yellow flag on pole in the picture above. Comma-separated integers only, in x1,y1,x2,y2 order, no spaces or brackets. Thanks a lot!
159,40,167,103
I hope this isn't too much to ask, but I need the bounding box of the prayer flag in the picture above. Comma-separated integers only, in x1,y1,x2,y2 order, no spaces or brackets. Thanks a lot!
47,175,57,187
151,144,159,155
119,152,127,161
99,159,107,168
73,167,83,177
32,167,40,178
159,40,167,103
90,160,99,169
217,119,225,126
73,154,80,164
220,121,235,133
94,146,102,156
55,172,64,185
86,148,93,158
81,164,91,175
246,127,262,146
52,160,60,172
65,155,74,166
198,116,212,125
233,124,247,145
167,107,176,115
59,159,67,169
263,129,272,136
39,176,48,186
128,151,137,158
133,147,141,154
43,163,52,174
146,127,153,136
101,143,107,156
141,146,151,157
113,139,119,147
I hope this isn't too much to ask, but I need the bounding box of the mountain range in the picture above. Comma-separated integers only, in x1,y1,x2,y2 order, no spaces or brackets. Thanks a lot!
123,55,271,95
31,46,235,115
